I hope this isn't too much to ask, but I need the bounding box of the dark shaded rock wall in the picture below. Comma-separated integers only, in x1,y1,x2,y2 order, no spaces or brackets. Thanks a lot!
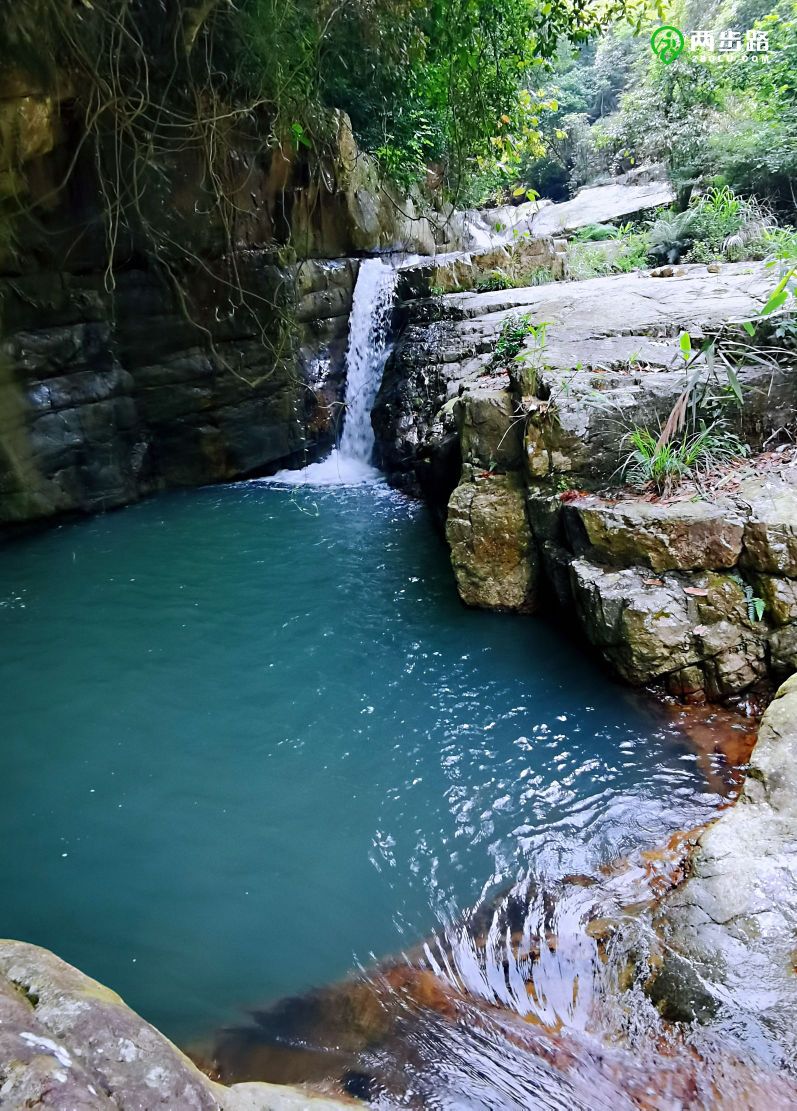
0,256,358,528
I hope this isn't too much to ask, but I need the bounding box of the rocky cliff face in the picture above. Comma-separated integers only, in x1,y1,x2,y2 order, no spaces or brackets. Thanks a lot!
0,64,452,533
0,257,360,525
648,673,797,1056
375,262,797,702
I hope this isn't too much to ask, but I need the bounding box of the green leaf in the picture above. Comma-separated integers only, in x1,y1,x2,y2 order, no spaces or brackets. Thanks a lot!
725,364,744,407
753,597,765,622
290,122,311,149
679,331,692,358
761,289,789,315
741,320,756,337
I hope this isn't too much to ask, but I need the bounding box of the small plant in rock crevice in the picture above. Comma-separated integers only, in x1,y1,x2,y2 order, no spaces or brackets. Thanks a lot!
489,313,536,372
619,418,749,494
485,315,551,399
513,320,551,397
728,572,767,624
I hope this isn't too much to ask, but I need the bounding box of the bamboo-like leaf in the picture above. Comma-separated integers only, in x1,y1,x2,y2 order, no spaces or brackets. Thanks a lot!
761,289,789,315
725,363,744,406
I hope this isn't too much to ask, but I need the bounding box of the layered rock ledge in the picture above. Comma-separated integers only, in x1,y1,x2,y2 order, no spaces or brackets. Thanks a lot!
374,262,797,701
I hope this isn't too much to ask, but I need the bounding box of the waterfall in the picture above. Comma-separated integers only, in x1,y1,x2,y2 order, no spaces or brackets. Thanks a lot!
337,259,397,463
267,258,397,486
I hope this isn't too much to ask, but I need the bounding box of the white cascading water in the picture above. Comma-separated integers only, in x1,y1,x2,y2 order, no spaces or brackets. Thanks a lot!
268,258,397,485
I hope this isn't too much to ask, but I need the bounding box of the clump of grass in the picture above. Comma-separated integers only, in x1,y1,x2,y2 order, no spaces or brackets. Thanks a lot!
492,313,534,366
572,223,623,241
475,264,555,292
475,268,516,291
568,232,649,280
620,419,748,494
524,265,555,286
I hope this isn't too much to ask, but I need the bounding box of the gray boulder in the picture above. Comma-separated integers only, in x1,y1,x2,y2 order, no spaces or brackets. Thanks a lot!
741,474,797,577
0,940,351,1110
374,263,790,489
568,561,768,698
528,180,675,237
455,386,524,472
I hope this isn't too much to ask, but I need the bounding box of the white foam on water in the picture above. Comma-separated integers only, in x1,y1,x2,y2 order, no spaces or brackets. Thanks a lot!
267,449,381,487
267,258,397,487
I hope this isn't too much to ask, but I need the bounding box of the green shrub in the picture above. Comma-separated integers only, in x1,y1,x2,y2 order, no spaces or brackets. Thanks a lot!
492,314,535,367
685,240,724,265
522,265,556,286
475,269,516,292
567,244,608,280
686,187,774,262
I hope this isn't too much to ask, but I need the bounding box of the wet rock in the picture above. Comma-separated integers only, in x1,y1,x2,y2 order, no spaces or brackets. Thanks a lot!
563,498,745,573
0,940,352,1109
770,624,797,676
446,473,538,612
650,674,797,1056
372,317,476,483
568,561,694,685
568,562,768,697
0,256,357,528
703,635,767,701
3,92,481,529
0,92,59,190
645,953,720,1024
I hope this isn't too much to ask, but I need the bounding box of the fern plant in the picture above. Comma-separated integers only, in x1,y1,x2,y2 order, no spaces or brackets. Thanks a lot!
647,210,699,264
